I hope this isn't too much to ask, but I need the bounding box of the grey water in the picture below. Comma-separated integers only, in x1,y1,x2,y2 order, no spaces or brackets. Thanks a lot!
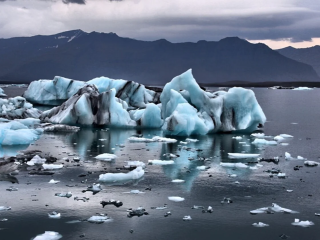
1,88,320,239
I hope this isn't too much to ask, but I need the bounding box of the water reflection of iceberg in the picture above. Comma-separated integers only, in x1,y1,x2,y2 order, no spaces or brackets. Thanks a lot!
60,129,263,190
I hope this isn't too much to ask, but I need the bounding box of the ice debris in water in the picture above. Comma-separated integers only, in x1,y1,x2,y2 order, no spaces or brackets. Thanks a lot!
252,139,277,145
232,136,242,140
251,133,265,138
183,216,192,221
127,207,149,217
27,155,46,166
252,222,269,227
74,197,90,202
100,200,123,208
304,161,319,167
292,87,313,90
99,166,144,182
151,204,168,210
192,205,204,210
196,166,208,170
168,196,185,202
6,187,18,191
185,138,198,142
48,212,61,219
55,192,72,198
32,231,62,240
277,173,286,178
285,152,306,161
94,153,117,161
228,153,260,158
250,203,298,214
48,179,60,184
148,160,174,165
221,197,233,204
82,183,102,195
0,206,11,211
87,214,112,223
43,164,63,170
279,134,293,138
291,219,314,227
172,179,185,183
220,162,248,168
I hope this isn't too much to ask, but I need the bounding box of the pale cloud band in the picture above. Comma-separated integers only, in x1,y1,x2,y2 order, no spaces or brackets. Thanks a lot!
0,0,319,48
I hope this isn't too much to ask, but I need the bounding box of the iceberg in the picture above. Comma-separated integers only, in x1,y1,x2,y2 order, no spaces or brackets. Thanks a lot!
291,219,314,227
33,69,266,136
168,196,185,202
250,203,298,214
99,166,144,182
304,160,319,166
94,153,117,161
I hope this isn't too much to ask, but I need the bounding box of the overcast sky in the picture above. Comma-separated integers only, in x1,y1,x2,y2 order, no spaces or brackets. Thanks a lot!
0,0,319,49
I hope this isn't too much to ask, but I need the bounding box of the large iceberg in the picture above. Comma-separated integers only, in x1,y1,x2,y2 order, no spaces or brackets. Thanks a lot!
24,76,160,108
32,69,266,136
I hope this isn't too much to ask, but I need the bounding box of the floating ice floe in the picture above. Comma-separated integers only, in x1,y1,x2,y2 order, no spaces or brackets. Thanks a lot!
251,133,265,138
250,203,298,214
55,192,72,198
99,166,144,182
43,164,63,170
87,215,112,223
94,153,117,161
220,162,248,168
43,124,80,132
252,222,269,227
0,206,11,211
279,134,293,138
0,88,6,97
48,212,61,219
291,218,314,227
168,196,185,202
101,200,123,208
148,160,174,165
277,173,286,178
27,155,46,166
128,136,177,143
196,166,208,170
232,136,242,140
185,138,198,142
183,216,192,221
6,187,18,191
172,179,185,183
228,153,260,158
292,87,313,91
151,205,168,210
82,183,102,195
304,161,319,167
74,197,89,202
0,97,41,120
285,152,306,161
252,139,277,145
127,207,149,217
274,135,285,141
32,231,62,240
48,179,60,184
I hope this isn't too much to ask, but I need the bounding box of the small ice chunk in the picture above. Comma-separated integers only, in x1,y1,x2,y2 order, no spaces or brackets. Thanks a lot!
152,136,177,143
291,218,314,227
172,179,185,183
49,179,60,184
168,196,185,202
83,183,102,194
32,231,62,240
27,155,46,166
277,173,286,178
124,161,146,169
251,133,265,138
228,153,260,158
250,203,298,214
186,138,198,142
6,187,18,191
123,190,145,194
127,207,149,217
304,161,319,167
94,153,117,161
48,212,61,219
252,222,269,227
43,164,63,170
220,162,248,168
279,134,293,138
285,152,293,160
274,135,285,141
183,216,192,221
180,141,188,144
148,160,174,165
232,136,242,140
297,156,305,160
292,87,313,90
196,166,207,170
252,139,277,145
287,190,293,192
229,174,237,177
99,167,144,182
87,215,112,223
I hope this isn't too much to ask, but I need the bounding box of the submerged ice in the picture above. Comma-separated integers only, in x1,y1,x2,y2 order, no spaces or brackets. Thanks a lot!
24,69,266,136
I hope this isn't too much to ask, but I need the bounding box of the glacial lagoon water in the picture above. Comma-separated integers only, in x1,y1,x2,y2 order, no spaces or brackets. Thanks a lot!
1,87,320,239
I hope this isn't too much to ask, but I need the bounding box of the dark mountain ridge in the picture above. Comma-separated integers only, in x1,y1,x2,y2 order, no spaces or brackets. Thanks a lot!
0,30,319,84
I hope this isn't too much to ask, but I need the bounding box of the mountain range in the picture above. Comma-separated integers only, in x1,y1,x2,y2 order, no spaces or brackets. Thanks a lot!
0,30,319,85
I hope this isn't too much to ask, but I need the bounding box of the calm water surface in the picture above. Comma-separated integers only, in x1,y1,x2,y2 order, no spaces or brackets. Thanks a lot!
1,88,320,240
